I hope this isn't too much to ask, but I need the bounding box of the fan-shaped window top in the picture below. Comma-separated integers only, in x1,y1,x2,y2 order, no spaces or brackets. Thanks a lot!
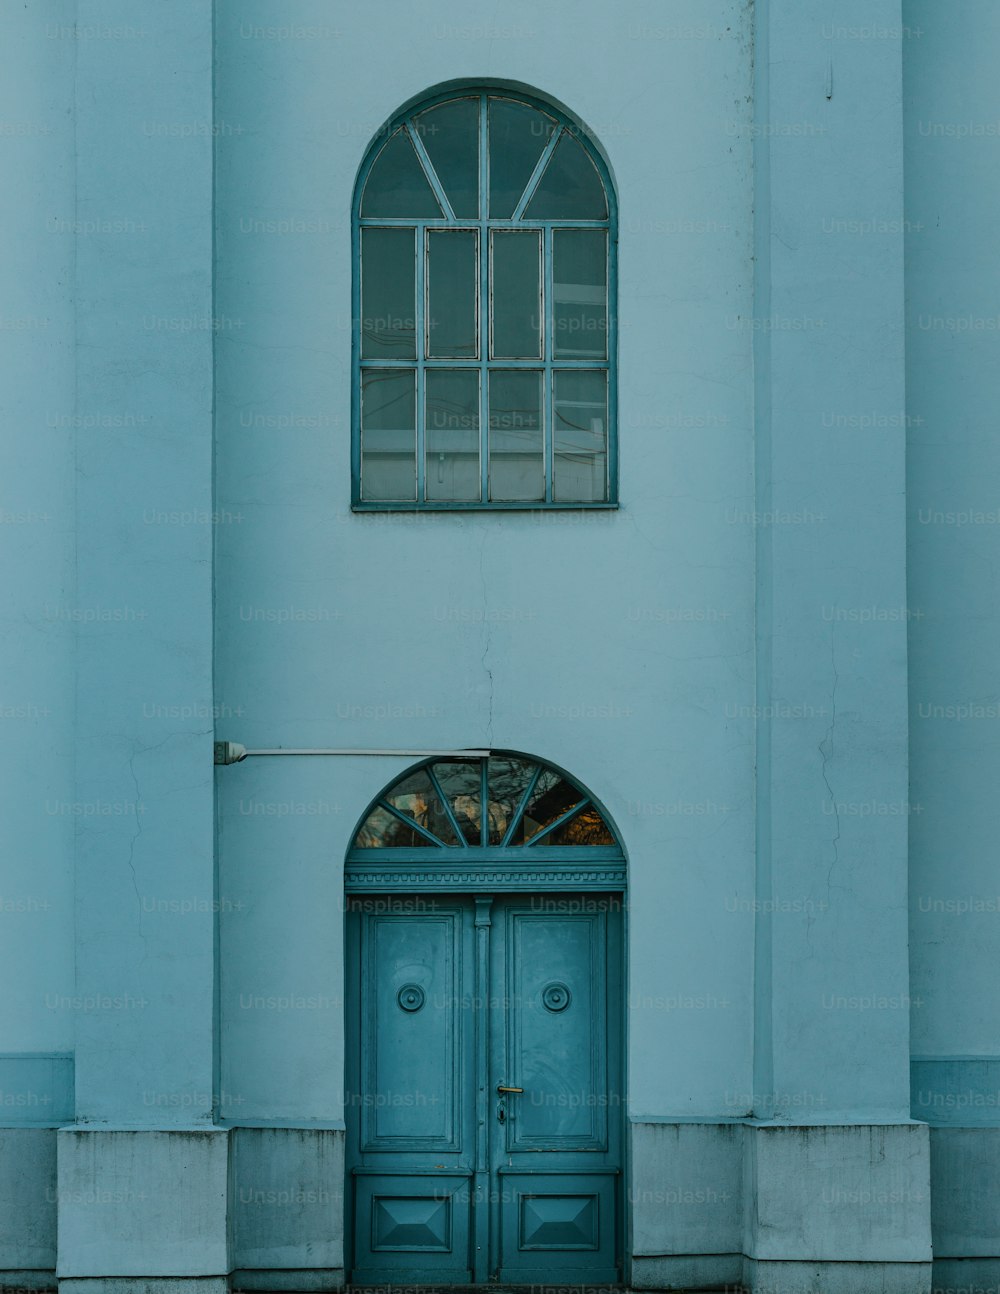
353,88,617,510
351,755,620,851
360,97,608,222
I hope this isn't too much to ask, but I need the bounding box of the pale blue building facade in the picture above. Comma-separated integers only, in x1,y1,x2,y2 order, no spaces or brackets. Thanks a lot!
3,1,998,1291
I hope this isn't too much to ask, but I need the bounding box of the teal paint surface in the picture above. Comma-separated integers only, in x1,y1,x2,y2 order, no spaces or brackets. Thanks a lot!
215,0,758,1130
11,0,994,1282
0,1054,73,1125
346,894,623,1284
905,0,1000,1063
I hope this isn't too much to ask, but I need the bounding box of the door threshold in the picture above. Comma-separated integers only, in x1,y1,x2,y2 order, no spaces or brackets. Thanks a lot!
345,1287,625,1294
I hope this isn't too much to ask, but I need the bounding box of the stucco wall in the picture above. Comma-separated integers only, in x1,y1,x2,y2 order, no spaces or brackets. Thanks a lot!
1,0,971,1283
1,0,77,1068
213,0,758,1123
905,0,1000,1067
904,3,1000,1271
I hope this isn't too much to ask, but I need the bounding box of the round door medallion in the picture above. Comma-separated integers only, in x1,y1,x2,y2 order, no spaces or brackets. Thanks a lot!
541,981,572,1012
397,984,425,1012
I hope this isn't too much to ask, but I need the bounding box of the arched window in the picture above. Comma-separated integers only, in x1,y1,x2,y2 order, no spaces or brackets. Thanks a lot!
352,88,617,509
345,752,626,892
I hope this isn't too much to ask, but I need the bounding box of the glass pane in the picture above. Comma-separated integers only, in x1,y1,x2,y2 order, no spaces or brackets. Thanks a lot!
354,804,437,848
524,130,608,220
553,370,608,503
430,761,482,845
490,232,541,359
384,770,459,845
553,229,607,360
488,98,557,218
426,369,480,502
361,370,415,501
361,128,443,218
360,228,415,360
488,370,543,502
414,98,479,219
426,230,478,359
509,768,584,845
485,756,538,845
545,804,616,846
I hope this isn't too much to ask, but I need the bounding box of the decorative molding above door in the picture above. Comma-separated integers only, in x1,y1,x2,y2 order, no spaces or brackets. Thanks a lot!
345,753,627,893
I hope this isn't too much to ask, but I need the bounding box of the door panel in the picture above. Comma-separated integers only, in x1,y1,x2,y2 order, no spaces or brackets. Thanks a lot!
490,897,622,1282
348,901,477,1284
502,908,608,1148
498,1170,619,1283
352,1172,474,1284
361,911,462,1150
346,892,622,1285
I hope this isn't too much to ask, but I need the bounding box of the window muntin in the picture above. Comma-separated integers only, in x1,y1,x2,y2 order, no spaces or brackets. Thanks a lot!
354,90,615,509
351,755,619,850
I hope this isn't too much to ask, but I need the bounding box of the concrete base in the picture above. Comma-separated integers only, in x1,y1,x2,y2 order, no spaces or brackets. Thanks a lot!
929,1126,1000,1260
229,1128,344,1272
630,1121,744,1256
746,1122,933,1264
0,1273,57,1293
56,1130,228,1281
2,1118,989,1290
0,1129,57,1273
931,1257,1000,1294
229,1272,343,1292
744,1258,932,1294
58,1282,228,1294
629,1121,933,1291
630,1252,742,1289
49,1127,347,1291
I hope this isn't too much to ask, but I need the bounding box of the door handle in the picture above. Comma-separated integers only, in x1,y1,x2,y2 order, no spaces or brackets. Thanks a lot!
496,1085,523,1094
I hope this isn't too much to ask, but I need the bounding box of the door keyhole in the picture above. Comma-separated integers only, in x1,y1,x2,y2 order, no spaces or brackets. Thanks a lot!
497,1102,506,1125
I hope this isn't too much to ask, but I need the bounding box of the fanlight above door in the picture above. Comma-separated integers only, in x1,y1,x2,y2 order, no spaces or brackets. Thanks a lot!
346,754,626,892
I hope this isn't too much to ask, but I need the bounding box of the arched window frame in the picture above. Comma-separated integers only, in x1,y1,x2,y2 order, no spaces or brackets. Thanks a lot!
351,86,619,511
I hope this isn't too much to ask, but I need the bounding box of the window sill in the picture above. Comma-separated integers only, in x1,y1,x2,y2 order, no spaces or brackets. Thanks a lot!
351,501,620,513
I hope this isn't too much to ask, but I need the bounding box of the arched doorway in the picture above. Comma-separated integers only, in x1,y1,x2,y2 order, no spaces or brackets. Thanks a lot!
344,752,626,1285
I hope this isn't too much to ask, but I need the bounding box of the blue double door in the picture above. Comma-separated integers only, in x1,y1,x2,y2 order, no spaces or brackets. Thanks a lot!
346,892,624,1285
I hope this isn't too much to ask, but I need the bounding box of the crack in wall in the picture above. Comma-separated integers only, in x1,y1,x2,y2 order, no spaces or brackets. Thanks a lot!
818,627,842,905
126,743,150,966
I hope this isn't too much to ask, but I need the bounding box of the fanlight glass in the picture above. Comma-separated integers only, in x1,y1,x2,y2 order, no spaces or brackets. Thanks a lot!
361,129,442,219
352,755,618,849
361,98,604,222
